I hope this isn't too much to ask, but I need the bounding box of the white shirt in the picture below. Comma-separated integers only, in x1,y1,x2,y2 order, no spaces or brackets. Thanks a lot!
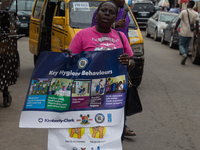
179,8,199,37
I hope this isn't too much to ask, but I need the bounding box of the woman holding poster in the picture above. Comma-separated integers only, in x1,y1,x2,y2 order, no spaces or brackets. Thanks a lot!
62,0,135,147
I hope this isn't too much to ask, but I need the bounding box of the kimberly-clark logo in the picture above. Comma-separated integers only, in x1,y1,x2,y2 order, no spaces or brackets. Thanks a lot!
38,118,43,123
38,118,74,123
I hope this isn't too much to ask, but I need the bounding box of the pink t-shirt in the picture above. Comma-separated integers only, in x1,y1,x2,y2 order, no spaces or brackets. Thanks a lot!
69,26,133,57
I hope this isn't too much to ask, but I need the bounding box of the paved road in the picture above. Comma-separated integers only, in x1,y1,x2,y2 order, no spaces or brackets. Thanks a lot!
0,31,200,150
124,29,200,150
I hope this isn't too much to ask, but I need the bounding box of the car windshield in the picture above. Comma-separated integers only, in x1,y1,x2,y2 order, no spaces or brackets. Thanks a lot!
69,1,137,29
159,14,176,23
69,1,101,28
133,3,154,11
10,0,35,11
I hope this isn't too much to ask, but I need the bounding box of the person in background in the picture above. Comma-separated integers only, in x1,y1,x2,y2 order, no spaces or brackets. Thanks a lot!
166,7,170,12
169,4,180,14
174,0,199,65
161,6,168,12
91,0,136,137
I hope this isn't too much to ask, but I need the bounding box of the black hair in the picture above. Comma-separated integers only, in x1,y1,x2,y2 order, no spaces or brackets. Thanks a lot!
176,4,179,8
97,1,119,17
189,1,195,8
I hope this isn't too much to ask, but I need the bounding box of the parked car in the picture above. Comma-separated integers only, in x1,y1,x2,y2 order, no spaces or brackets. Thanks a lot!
145,11,178,41
161,15,180,48
29,0,144,87
131,1,155,26
8,0,35,34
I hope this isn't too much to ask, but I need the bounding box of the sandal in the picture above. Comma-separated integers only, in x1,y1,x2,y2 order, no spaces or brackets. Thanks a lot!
125,126,136,136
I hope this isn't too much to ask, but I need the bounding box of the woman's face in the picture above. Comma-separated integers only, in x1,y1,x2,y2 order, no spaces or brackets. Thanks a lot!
97,2,117,28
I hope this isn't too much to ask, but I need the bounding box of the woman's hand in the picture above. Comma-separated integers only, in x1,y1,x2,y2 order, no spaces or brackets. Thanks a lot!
60,47,73,58
118,53,130,65
118,54,135,72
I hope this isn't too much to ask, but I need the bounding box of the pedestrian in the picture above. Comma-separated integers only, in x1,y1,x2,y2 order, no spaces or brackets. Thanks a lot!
166,7,170,12
169,4,180,14
62,1,135,141
174,0,199,65
91,0,136,138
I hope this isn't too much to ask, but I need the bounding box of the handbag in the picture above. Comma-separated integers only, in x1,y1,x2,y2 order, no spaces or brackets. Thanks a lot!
187,9,194,32
116,31,143,116
125,76,143,116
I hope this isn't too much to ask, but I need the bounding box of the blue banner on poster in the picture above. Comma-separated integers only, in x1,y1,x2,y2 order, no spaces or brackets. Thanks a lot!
19,48,128,128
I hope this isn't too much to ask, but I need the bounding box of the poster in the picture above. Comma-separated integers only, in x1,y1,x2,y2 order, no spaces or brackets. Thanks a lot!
19,49,128,128
48,113,124,150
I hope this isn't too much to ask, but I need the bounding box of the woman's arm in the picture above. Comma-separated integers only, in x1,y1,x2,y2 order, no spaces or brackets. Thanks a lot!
118,32,135,72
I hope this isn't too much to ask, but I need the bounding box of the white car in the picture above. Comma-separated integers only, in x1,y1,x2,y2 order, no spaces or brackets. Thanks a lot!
145,11,178,41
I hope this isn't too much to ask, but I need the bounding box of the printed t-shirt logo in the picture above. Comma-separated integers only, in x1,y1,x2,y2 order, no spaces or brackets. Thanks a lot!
77,58,88,69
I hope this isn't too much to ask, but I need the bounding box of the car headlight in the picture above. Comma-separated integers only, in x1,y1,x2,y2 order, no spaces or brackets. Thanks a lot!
131,44,144,56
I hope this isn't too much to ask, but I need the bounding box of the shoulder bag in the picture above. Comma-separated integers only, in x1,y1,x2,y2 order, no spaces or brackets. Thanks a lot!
117,31,143,116
187,9,194,32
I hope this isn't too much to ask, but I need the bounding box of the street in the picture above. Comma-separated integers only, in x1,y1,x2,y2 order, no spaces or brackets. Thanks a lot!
1,30,200,150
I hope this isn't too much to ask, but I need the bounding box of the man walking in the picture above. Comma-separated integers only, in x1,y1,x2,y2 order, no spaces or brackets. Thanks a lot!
174,0,199,65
